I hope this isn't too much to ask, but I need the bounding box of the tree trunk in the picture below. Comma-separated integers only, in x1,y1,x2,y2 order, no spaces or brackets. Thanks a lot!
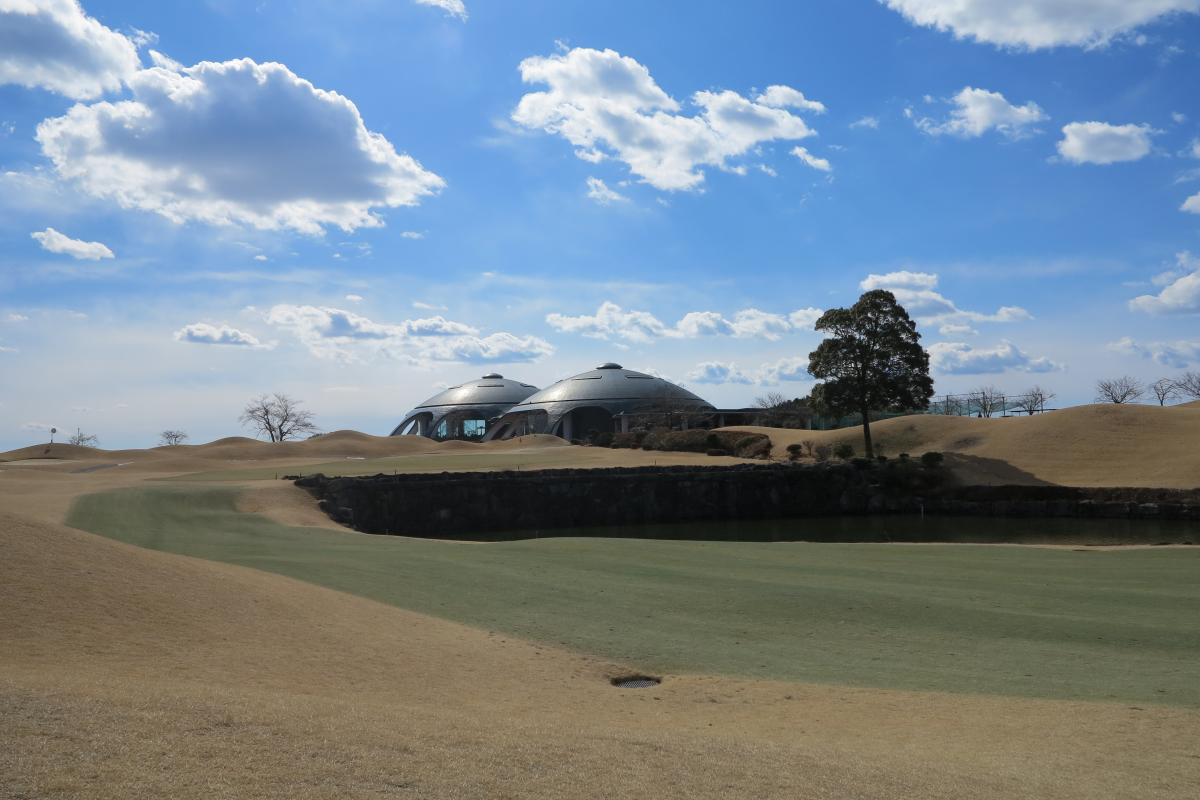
860,407,874,459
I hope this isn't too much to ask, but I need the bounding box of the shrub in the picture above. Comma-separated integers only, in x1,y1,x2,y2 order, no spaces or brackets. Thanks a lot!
899,453,909,460
734,435,761,452
706,448,728,457
611,432,640,449
641,429,769,456
877,455,888,463
593,432,614,448
921,451,944,467
785,443,802,455
833,442,855,460
800,439,816,457
634,430,648,443
570,439,582,445
741,439,773,460
851,458,874,469
814,443,832,462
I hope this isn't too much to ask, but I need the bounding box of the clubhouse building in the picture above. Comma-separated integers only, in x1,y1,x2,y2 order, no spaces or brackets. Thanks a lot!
391,362,755,442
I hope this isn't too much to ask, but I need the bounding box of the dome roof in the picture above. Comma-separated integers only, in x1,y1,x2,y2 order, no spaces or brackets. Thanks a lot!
512,365,710,409
413,374,540,409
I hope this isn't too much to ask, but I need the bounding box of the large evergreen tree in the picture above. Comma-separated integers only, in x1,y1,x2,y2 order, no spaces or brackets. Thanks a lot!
807,290,934,459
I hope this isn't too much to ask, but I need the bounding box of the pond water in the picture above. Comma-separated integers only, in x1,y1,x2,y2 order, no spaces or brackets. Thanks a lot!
442,515,1200,545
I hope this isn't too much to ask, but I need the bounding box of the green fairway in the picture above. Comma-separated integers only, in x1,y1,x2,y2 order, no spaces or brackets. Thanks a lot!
156,448,604,481
67,486,1200,706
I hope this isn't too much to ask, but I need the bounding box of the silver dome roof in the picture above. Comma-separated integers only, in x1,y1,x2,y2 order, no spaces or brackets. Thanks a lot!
414,374,540,409
512,364,710,409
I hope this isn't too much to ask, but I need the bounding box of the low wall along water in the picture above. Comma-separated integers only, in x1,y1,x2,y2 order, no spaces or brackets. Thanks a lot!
294,463,1200,538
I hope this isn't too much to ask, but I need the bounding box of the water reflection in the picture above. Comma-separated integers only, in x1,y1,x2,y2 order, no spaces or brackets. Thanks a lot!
443,515,1200,545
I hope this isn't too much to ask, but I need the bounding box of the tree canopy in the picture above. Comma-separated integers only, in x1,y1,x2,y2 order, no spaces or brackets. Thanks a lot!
807,289,933,459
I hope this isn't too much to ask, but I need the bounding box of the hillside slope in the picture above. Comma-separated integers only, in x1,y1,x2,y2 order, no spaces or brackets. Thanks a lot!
734,402,1200,488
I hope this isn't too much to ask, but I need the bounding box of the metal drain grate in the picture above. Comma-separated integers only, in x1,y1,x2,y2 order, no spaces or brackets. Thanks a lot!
614,679,659,689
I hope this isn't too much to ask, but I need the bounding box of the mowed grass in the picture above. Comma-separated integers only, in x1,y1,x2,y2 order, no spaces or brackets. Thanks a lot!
67,486,1200,706
156,449,604,481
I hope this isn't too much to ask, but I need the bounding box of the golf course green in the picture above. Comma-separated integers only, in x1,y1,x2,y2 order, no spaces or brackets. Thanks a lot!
67,485,1200,706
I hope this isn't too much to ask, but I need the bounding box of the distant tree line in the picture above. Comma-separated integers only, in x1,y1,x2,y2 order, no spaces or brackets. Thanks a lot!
1095,373,1200,405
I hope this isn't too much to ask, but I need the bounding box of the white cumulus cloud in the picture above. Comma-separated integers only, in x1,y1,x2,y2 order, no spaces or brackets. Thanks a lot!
755,85,826,113
1056,121,1155,164
265,304,552,364
929,340,1064,374
788,308,823,330
1108,336,1200,368
512,47,822,191
1129,252,1200,315
36,58,445,234
687,356,812,386
173,322,269,347
851,116,880,129
914,87,1047,139
414,0,466,19
546,302,823,343
880,0,1200,50
0,0,142,99
860,271,1031,325
30,227,113,259
586,176,627,204
790,146,832,171
687,361,757,385
6,314,29,322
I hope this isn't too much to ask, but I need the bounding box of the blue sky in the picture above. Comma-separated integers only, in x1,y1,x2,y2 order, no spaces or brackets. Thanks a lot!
2,0,1200,448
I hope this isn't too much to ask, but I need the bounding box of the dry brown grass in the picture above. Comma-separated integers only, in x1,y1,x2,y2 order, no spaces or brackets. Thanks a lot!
3,405,1200,796
3,509,1198,799
726,401,1200,487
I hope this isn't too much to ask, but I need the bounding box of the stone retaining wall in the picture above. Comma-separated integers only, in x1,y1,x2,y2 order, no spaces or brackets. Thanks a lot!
293,463,1200,537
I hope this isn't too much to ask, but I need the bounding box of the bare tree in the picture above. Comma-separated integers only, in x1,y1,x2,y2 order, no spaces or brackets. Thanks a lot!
239,393,320,442
968,385,1004,417
158,430,189,446
1178,371,1200,401
1095,376,1145,404
754,391,789,409
1011,385,1056,415
68,428,99,447
751,392,812,428
1149,378,1181,406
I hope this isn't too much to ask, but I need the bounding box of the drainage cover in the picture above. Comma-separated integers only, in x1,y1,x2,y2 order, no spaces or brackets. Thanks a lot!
614,678,660,689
